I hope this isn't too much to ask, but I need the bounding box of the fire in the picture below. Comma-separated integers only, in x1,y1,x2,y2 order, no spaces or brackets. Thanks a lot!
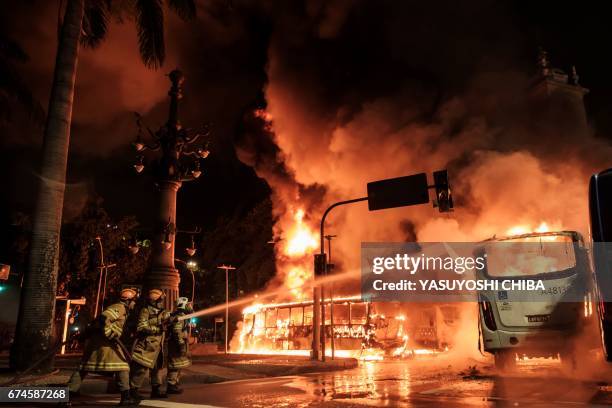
505,221,558,236
286,267,309,299
284,209,318,256
274,208,319,300
232,295,447,361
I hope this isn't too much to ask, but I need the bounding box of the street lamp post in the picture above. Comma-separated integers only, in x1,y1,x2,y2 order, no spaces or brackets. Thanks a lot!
131,70,210,309
174,258,197,303
325,234,337,360
93,236,116,318
217,264,236,354
175,258,198,339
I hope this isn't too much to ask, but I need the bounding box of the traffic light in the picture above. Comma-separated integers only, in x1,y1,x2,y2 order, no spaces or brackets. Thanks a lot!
314,254,327,276
433,169,453,213
0,264,10,281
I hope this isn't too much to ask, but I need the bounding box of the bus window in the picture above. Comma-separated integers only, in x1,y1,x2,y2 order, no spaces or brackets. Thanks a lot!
290,307,303,326
243,314,254,330
440,306,459,325
485,237,576,278
304,306,313,325
324,305,336,324
351,303,367,325
265,309,278,328
333,304,350,325
254,312,265,329
278,308,290,325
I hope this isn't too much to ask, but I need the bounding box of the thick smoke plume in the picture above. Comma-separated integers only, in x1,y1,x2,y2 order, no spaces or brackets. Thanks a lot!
236,1,612,295
233,2,612,365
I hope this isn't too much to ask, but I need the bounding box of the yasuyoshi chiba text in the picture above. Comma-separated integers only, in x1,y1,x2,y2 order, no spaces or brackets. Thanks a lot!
372,279,546,291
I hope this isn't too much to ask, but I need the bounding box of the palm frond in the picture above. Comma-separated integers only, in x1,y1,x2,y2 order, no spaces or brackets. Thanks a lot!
81,0,110,48
167,0,196,21
0,59,45,125
0,33,45,125
136,0,165,69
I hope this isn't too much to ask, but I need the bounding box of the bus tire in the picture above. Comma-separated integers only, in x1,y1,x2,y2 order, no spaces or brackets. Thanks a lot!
494,350,516,371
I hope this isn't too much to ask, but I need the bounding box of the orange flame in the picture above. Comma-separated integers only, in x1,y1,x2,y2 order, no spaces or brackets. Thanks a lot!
284,209,318,256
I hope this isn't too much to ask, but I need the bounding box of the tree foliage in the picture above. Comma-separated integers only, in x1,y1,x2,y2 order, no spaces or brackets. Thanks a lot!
57,196,150,315
196,198,276,310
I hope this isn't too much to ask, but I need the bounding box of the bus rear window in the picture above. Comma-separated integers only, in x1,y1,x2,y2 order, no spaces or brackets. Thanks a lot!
485,236,576,278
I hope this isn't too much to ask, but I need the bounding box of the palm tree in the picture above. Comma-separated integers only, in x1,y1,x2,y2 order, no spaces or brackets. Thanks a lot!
11,0,196,372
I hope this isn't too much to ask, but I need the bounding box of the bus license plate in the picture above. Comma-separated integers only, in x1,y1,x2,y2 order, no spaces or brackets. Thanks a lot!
527,315,550,323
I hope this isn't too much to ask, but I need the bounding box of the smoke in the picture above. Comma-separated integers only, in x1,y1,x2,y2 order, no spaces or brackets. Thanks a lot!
235,1,612,294
230,0,612,365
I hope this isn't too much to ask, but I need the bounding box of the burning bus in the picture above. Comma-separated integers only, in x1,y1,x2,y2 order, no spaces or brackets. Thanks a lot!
476,230,595,369
235,295,459,359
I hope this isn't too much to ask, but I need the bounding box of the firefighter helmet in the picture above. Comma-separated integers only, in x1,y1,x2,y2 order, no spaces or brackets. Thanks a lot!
120,288,138,301
147,288,164,301
176,297,189,310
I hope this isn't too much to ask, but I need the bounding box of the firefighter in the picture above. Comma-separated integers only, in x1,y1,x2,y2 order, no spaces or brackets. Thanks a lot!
67,287,139,406
166,297,193,394
130,289,176,399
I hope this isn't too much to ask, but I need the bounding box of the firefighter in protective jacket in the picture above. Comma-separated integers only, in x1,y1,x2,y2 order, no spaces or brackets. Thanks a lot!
130,289,176,399
166,297,193,394
67,287,139,406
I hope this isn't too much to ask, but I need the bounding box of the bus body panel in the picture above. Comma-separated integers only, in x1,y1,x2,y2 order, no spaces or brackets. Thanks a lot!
477,231,590,358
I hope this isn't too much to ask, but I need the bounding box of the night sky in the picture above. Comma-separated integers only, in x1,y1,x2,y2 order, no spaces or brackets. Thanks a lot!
1,0,612,234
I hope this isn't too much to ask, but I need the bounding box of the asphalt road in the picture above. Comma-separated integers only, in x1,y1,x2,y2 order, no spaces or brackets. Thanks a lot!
67,356,612,407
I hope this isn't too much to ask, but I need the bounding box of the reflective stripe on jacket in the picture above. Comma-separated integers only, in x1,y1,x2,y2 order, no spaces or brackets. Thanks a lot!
79,302,130,372
131,304,166,368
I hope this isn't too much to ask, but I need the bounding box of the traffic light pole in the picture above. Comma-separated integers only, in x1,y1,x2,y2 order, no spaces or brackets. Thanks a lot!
311,170,452,361
313,197,367,361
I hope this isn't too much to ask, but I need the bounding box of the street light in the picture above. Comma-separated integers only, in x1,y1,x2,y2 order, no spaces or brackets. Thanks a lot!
324,234,337,360
131,70,211,308
217,264,236,354
176,258,198,341
174,258,197,304
93,237,116,318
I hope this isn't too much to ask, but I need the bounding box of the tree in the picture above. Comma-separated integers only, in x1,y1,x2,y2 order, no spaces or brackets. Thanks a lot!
13,0,197,372
197,198,276,336
56,197,150,319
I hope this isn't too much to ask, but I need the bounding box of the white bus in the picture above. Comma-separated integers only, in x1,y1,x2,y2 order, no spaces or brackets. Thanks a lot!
476,231,594,369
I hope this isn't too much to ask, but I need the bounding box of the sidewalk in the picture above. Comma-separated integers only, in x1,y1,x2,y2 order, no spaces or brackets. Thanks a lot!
0,353,358,391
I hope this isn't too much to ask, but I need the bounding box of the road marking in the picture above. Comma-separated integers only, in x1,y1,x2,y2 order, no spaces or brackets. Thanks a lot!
98,400,226,408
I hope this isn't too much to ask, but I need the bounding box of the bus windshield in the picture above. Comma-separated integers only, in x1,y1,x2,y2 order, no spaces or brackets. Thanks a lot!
485,235,576,278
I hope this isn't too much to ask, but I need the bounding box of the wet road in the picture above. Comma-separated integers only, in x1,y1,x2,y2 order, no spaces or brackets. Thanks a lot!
71,356,612,407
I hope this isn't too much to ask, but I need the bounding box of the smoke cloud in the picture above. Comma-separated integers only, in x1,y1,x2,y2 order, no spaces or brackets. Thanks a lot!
233,1,612,298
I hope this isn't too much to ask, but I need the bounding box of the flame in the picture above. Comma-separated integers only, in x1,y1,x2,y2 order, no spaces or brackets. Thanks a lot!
272,208,319,300
233,296,444,361
506,221,558,237
284,209,318,256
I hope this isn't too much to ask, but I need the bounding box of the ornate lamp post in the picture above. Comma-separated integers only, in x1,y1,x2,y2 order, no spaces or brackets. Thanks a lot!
132,70,210,308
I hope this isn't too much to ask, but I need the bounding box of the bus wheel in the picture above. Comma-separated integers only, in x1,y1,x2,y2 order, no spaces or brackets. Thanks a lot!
494,350,516,371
